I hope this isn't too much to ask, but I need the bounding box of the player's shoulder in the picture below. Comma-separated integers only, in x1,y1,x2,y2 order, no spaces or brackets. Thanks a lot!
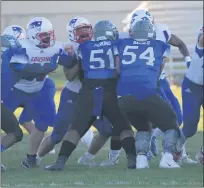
117,37,133,45
119,32,129,39
19,39,32,48
155,23,171,43
153,39,168,45
158,39,170,48
154,23,169,32
151,39,170,50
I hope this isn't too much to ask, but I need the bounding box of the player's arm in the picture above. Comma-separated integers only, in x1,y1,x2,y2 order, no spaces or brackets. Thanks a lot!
63,63,80,81
168,34,191,67
58,44,81,81
115,56,120,74
196,33,204,59
10,52,58,75
160,57,168,74
160,44,171,75
113,45,120,75
198,33,203,48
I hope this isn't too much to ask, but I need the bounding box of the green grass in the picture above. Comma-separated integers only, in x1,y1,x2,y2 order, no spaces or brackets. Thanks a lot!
1,73,203,188
1,133,203,188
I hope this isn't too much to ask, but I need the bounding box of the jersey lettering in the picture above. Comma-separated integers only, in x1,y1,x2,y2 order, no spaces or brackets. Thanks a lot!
31,56,52,62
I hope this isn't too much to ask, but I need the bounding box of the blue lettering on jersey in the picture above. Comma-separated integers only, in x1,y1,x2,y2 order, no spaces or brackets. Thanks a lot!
117,38,170,100
78,40,118,79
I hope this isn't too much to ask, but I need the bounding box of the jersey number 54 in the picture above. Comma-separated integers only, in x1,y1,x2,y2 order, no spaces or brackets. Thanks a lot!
121,46,155,66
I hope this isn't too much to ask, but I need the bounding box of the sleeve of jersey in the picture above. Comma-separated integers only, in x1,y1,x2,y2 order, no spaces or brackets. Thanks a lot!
162,26,172,42
57,48,78,69
195,44,204,58
10,49,58,75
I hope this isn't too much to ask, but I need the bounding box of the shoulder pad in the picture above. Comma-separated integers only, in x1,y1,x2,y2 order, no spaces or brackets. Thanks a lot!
18,39,33,49
154,23,169,32
119,32,129,39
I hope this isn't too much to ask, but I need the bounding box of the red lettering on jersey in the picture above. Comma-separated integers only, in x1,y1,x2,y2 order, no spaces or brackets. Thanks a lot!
31,57,52,62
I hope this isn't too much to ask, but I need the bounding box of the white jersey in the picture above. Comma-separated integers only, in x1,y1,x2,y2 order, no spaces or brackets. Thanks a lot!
186,27,203,85
63,41,82,93
10,39,61,93
119,23,171,80
155,23,171,80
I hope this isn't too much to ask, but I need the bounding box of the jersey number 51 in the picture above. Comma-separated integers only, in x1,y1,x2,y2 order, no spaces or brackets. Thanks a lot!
89,48,115,69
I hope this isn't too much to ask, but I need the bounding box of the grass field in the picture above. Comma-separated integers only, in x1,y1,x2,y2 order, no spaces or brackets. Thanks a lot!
1,82,204,188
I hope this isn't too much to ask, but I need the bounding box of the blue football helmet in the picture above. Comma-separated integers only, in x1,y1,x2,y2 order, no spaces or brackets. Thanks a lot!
93,20,119,41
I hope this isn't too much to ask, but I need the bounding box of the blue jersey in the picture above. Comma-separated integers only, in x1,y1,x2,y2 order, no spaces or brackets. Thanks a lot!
117,38,170,99
78,40,118,79
1,48,19,101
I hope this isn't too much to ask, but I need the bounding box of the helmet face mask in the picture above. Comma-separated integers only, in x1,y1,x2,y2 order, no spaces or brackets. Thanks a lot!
35,30,55,48
66,17,93,44
73,25,93,43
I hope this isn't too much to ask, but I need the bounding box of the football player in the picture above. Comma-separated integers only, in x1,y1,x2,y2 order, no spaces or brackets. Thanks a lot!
2,24,56,155
44,20,136,171
100,9,195,166
2,25,35,135
36,17,95,163
117,19,180,168
3,17,58,169
176,25,203,163
1,34,24,172
128,9,191,161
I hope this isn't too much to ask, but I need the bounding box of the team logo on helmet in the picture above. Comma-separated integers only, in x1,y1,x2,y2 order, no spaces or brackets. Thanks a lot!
69,19,77,27
28,21,42,31
12,27,23,36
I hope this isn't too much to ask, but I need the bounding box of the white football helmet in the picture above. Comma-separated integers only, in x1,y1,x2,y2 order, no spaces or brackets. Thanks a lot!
26,17,55,48
66,17,93,43
3,25,26,40
130,9,153,30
